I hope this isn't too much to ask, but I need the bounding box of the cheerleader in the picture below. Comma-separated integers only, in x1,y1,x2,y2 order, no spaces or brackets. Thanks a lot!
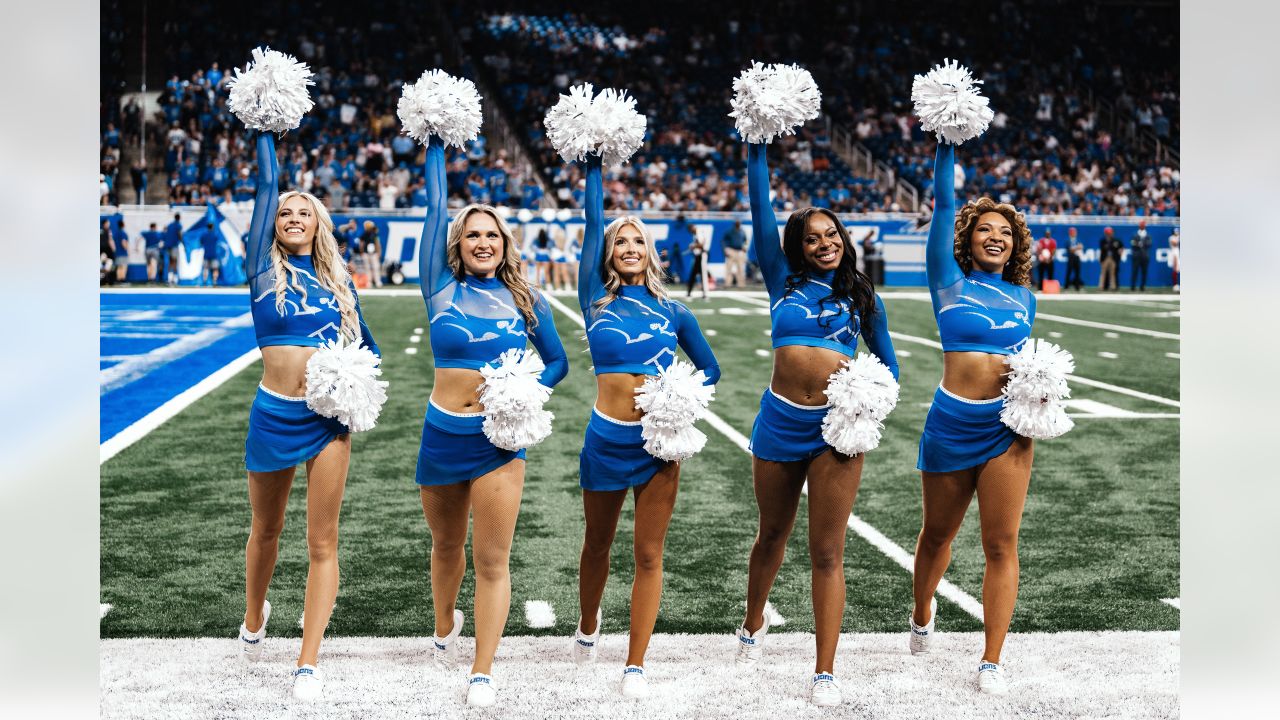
238,129,381,702
735,140,899,707
905,60,1077,696
907,139,1036,695
415,132,569,706
570,152,720,699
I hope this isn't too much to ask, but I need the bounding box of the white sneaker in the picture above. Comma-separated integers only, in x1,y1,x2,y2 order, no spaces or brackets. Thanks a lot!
292,664,324,702
620,665,649,699
977,661,1008,695
909,597,937,655
239,600,271,662
466,673,496,707
810,673,841,707
735,617,769,668
572,608,602,665
432,609,465,668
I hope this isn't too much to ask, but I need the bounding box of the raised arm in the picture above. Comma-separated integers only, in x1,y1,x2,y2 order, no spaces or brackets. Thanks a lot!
529,292,569,388
246,132,279,294
926,142,963,311
674,304,721,385
747,142,788,299
418,136,451,302
577,154,606,313
862,294,899,381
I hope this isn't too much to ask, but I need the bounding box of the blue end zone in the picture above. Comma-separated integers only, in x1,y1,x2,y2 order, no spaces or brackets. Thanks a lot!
100,293,258,443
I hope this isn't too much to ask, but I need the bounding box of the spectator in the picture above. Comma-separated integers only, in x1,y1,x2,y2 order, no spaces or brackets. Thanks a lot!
1064,227,1084,291
1098,226,1123,291
100,219,117,286
201,221,220,285
164,213,183,286
721,220,749,288
358,220,383,288
1129,220,1151,291
685,226,705,299
1035,229,1057,289
144,222,165,282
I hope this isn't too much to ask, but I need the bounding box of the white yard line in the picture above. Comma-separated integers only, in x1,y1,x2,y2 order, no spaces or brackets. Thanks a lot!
100,348,262,464
887,331,1181,408
544,294,986,621
1160,598,1180,610
1032,313,1179,340
100,603,113,619
99,312,253,394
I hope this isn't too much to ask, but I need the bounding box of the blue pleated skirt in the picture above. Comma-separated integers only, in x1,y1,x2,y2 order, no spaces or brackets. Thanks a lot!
416,401,525,486
749,388,832,463
245,385,348,473
917,385,1016,473
578,408,669,491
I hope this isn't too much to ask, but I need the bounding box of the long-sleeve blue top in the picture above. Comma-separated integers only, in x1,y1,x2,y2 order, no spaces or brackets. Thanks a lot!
747,143,898,379
579,155,720,384
419,137,568,387
927,143,1035,355
247,133,379,355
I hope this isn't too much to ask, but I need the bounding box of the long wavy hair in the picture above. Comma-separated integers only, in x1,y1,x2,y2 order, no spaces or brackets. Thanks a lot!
591,215,670,317
446,204,539,328
271,191,360,341
781,207,877,326
953,197,1033,287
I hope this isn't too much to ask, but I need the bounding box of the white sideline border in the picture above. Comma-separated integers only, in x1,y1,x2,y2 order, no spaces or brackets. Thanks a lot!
543,294,988,622
100,348,262,464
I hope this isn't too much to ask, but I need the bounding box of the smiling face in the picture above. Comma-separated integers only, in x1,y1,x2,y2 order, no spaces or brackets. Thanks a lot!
275,195,318,255
802,213,844,273
460,211,503,278
610,222,649,284
968,211,1015,273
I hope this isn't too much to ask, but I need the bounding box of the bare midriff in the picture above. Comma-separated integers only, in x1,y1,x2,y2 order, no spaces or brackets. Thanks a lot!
259,345,319,397
941,351,1009,400
769,345,851,406
430,368,487,413
595,373,650,422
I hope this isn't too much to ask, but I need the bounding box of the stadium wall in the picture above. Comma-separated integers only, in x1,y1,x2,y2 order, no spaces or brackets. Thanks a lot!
101,207,1179,287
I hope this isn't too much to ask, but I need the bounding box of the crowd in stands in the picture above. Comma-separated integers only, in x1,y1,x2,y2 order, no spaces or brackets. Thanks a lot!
101,0,1178,218
460,0,1178,217
104,0,537,210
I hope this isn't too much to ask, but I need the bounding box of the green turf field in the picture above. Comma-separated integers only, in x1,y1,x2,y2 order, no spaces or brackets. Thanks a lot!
100,290,1179,639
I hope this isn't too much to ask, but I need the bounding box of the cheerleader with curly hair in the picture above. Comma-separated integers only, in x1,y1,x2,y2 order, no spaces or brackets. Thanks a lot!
908,139,1039,696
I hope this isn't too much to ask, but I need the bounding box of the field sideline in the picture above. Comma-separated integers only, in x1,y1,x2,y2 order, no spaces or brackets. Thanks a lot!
100,289,1179,716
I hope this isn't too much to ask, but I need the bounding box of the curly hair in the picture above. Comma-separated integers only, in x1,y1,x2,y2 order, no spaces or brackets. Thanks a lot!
953,197,1033,287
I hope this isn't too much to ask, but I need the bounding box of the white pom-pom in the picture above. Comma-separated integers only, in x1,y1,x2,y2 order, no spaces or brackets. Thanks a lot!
728,61,822,144
633,360,716,462
305,335,388,433
478,348,554,451
911,59,995,145
999,338,1075,439
397,69,483,149
226,47,315,134
821,354,900,456
544,84,647,166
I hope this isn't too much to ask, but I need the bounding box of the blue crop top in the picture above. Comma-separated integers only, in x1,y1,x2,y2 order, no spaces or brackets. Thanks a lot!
419,137,568,387
247,133,379,355
579,156,720,384
928,143,1036,355
747,143,899,379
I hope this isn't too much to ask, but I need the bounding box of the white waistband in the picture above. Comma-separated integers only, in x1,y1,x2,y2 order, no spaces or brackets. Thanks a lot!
593,406,643,426
259,384,307,402
767,386,830,411
937,384,1004,405
429,399,483,418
